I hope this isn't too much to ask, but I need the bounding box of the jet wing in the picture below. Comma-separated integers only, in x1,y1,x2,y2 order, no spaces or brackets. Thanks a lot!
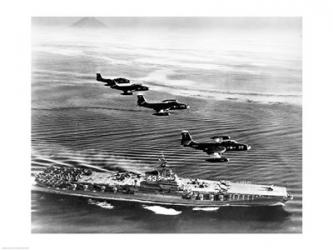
206,147,229,162
152,104,171,113
208,152,223,159
204,146,226,156
162,99,177,103
155,108,170,114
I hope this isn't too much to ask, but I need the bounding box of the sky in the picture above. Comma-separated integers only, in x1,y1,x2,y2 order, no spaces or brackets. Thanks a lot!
32,17,301,31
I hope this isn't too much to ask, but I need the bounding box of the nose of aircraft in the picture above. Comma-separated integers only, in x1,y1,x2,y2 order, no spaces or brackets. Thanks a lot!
246,145,251,150
180,104,189,109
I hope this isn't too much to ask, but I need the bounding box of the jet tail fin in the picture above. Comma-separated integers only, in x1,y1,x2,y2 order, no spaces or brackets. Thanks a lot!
96,73,115,86
137,95,147,106
96,73,104,81
181,130,193,146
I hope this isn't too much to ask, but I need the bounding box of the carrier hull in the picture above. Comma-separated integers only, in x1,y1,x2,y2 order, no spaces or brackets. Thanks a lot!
32,184,288,208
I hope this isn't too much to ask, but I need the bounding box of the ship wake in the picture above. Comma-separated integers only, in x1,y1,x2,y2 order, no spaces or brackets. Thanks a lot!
32,144,155,175
142,205,182,215
88,199,114,210
192,207,220,211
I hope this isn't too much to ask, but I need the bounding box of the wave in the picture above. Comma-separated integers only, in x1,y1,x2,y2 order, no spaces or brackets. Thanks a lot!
32,43,301,106
31,91,301,231
142,205,182,215
139,70,301,106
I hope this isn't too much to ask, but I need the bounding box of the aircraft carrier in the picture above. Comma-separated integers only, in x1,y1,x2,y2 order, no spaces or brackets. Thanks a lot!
32,158,292,208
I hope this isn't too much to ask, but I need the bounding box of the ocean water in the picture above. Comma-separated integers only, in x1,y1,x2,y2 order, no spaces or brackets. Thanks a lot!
31,18,302,233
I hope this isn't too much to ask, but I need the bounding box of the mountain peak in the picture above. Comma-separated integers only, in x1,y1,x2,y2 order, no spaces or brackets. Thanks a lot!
72,17,107,28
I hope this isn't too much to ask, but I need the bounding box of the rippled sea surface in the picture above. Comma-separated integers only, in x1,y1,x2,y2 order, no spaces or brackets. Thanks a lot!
31,19,302,233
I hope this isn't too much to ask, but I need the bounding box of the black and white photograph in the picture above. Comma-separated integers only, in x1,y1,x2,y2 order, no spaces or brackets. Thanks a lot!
31,16,302,233
4,0,333,248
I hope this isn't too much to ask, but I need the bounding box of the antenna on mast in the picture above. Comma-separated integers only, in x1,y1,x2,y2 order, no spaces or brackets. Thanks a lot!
158,152,167,168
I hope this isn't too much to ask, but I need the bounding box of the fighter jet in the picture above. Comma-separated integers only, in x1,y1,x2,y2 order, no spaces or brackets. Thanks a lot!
137,95,189,116
181,130,251,162
96,73,149,95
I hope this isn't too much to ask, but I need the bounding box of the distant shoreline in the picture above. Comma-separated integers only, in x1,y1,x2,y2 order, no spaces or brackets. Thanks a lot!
135,89,302,108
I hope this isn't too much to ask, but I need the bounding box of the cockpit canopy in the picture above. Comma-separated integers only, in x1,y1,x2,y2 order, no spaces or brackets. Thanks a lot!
211,135,231,140
114,78,130,83
162,99,177,103
224,140,237,144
